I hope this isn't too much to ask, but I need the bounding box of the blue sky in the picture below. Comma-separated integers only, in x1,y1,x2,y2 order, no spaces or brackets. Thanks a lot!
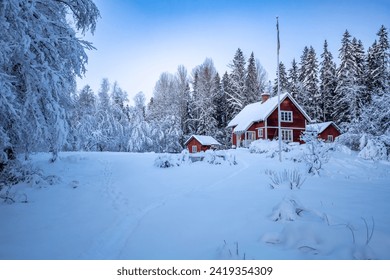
76,0,390,102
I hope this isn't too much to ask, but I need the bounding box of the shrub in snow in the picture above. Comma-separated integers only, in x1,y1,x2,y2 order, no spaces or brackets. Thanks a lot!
265,169,305,190
154,154,176,168
335,133,362,151
203,150,237,165
249,139,290,157
217,240,247,260
300,131,330,175
270,197,305,222
358,137,388,161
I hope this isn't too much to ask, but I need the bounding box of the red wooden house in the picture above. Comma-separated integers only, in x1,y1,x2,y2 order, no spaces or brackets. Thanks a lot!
227,92,312,147
185,135,221,153
306,121,341,142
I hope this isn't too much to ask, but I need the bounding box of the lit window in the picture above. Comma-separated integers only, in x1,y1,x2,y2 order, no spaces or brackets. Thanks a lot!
281,111,293,122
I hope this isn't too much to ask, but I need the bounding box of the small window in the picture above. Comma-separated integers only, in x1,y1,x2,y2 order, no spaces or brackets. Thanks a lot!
247,131,255,140
327,135,333,142
192,145,197,153
281,111,293,122
258,128,263,138
281,129,293,142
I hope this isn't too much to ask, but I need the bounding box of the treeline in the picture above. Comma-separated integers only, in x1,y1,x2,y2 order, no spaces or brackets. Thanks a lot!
276,25,389,132
60,24,390,155
69,52,269,153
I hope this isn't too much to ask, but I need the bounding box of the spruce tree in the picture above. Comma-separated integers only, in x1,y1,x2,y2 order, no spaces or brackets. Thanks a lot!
245,52,259,105
287,59,300,100
319,40,337,122
333,30,355,125
273,62,289,95
368,25,390,94
227,48,246,117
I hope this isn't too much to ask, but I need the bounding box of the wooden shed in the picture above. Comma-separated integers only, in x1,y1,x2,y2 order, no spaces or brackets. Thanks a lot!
306,121,341,142
184,135,221,153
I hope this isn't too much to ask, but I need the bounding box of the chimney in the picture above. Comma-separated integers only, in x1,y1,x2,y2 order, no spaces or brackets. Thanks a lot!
261,92,270,103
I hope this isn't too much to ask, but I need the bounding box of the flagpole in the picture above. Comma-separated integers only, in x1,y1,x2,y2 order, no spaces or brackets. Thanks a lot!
277,16,282,162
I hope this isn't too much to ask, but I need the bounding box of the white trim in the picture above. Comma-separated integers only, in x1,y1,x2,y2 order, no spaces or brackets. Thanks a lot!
191,145,197,153
327,135,334,142
257,128,263,138
281,129,293,142
281,110,293,122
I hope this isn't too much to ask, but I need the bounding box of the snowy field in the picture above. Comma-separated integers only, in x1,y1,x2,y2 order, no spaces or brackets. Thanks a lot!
1,143,390,260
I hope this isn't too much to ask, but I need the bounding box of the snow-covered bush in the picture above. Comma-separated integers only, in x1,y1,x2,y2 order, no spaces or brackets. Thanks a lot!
203,150,237,165
358,138,388,160
300,131,330,175
270,197,305,221
249,139,290,157
336,132,389,161
335,133,361,151
265,169,305,189
154,154,177,168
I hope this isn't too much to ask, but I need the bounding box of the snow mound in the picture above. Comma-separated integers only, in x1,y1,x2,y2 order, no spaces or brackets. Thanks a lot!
358,138,388,161
270,197,306,221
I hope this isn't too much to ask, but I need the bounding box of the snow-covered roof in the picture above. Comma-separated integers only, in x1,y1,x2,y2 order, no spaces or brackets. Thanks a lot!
306,121,340,134
227,93,311,133
185,135,221,146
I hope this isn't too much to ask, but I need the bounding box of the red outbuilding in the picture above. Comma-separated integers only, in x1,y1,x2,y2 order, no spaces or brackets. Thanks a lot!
184,135,221,153
306,121,341,142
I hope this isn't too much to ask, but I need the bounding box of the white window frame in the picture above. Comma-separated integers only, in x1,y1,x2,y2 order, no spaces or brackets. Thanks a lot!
192,145,197,153
281,111,293,122
281,129,293,142
258,128,263,138
327,135,334,142
247,131,255,140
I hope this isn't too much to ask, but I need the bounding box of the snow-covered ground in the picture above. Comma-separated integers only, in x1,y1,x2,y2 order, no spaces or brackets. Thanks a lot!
1,143,389,260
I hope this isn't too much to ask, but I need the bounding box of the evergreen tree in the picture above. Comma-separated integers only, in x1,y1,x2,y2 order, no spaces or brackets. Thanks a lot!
333,30,355,124
245,52,259,105
222,72,235,123
273,62,289,95
227,48,246,117
297,46,310,106
305,47,320,120
319,40,337,122
287,59,300,100
367,25,390,94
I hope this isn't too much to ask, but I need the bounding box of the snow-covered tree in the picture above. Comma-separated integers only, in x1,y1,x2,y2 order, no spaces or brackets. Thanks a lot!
127,92,153,152
333,30,355,125
227,48,246,117
245,52,259,105
191,58,218,136
0,0,99,162
287,59,300,100
319,40,337,122
175,65,191,144
256,59,269,96
273,62,289,96
366,25,390,95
